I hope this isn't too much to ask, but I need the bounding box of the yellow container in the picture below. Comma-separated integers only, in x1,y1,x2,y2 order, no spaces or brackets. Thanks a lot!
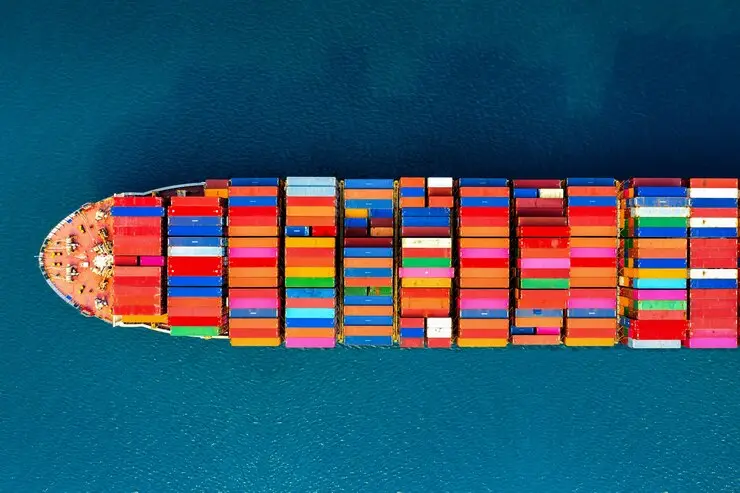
401,278,452,288
345,208,368,218
564,337,615,347
286,206,336,217
621,268,687,279
285,237,336,248
457,338,508,348
205,188,229,198
285,267,335,277
119,314,168,324
230,337,281,347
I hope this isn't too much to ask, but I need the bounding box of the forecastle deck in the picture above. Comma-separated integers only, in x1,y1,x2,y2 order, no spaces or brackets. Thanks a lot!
39,177,740,350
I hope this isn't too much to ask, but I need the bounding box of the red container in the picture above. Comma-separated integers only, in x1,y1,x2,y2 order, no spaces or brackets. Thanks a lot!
400,338,424,348
690,238,737,249
229,327,279,338
690,318,738,330
518,238,570,248
206,179,229,188
344,228,367,237
228,206,279,217
402,247,451,258
689,258,737,269
515,198,564,209
689,178,738,187
427,186,452,196
518,217,567,226
114,256,139,266
170,196,221,207
458,207,509,217
689,208,738,218
689,288,737,299
401,308,450,317
228,257,277,268
516,207,565,217
114,276,161,288
571,257,616,268
517,226,570,237
628,324,686,340
567,206,617,217
459,216,509,227
570,288,617,298
311,226,337,237
168,306,224,317
401,226,450,237
458,288,508,299
113,226,162,236
344,237,393,247
568,216,617,227
628,178,683,186
369,218,394,228
168,257,223,276
426,338,451,348
114,285,161,297
460,258,509,268
114,305,160,316
167,206,223,217
286,197,336,207
400,317,425,328
168,316,223,327
400,288,450,298
512,179,562,188
113,196,162,207
229,216,278,227
112,216,162,227
114,266,161,277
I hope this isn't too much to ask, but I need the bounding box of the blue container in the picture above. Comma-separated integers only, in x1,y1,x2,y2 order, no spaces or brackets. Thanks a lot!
459,197,509,207
168,216,223,227
690,198,738,208
344,218,368,229
459,178,508,187
515,309,563,318
285,226,310,237
512,189,538,198
567,309,618,318
229,196,278,207
344,336,393,346
285,186,335,197
167,276,224,287
229,308,279,318
690,228,738,238
167,287,222,298
510,326,536,335
627,197,689,207
111,206,164,217
633,258,687,268
400,327,424,338
344,247,393,258
690,279,738,289
286,288,335,298
167,237,224,247
344,316,394,326
402,216,450,227
632,227,688,238
344,268,393,278
168,226,223,237
460,309,509,319
368,208,393,218
285,318,335,329
230,177,279,186
401,208,451,217
344,179,394,189
399,187,424,197
568,196,618,207
634,187,687,197
345,199,393,209
566,177,615,186
344,295,393,306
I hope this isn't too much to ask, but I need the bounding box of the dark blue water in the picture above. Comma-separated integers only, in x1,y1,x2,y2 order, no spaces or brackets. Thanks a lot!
2,1,740,491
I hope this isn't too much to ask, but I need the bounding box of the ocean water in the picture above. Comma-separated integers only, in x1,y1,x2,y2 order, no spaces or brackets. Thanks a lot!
2,1,740,491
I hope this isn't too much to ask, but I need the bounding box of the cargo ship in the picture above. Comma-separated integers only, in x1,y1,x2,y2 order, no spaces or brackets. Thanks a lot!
38,177,740,349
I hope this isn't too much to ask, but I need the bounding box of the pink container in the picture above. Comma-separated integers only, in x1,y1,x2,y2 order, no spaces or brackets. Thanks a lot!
690,328,738,338
459,289,509,299
568,298,617,309
399,267,454,278
459,248,509,259
536,327,561,335
228,247,277,258
139,256,165,266
459,298,509,310
229,297,278,309
631,289,687,300
520,258,570,269
570,248,617,258
285,337,336,348
684,337,738,349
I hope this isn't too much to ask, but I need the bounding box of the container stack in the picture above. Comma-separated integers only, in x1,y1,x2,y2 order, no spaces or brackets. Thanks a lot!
341,179,395,346
110,197,165,318
455,178,510,348
511,179,569,345
226,178,281,347
619,179,688,349
685,178,739,349
284,177,338,348
166,197,225,338
398,177,454,348
205,179,229,198
564,178,619,347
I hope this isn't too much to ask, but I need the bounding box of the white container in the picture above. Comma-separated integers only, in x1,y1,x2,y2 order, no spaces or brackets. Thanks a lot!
689,268,738,280
689,188,738,199
402,238,452,248
627,338,681,349
285,186,335,197
168,246,224,257
689,217,738,228
539,188,564,199
286,176,336,187
426,317,452,328
632,207,690,217
427,177,453,188
426,326,452,338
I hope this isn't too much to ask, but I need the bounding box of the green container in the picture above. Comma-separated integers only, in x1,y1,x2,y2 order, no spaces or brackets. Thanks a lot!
631,217,688,228
520,278,570,289
402,257,451,268
170,326,221,337
286,277,335,288
631,300,687,311
371,287,394,296
344,287,368,296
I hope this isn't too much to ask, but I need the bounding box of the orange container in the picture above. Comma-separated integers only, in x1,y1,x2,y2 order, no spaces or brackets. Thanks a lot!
228,277,278,288
571,237,617,248
344,257,393,268
627,239,687,249
570,226,617,237
286,297,335,308
371,227,394,237
345,277,393,288
286,206,336,217
459,238,509,248
229,226,278,237
286,216,336,227
567,186,617,196
343,305,394,316
460,267,508,278
343,326,393,336
230,267,277,278
459,318,509,330
512,334,561,345
459,187,509,197
566,318,616,329
229,318,279,330
459,278,509,289
565,327,616,339
458,227,509,237
285,328,335,338
570,277,617,288
570,267,614,278
515,317,563,328
228,237,278,248
428,196,454,207
625,248,686,259
401,298,449,309
228,186,278,196
344,189,394,199
399,197,425,208
400,177,425,187
168,298,223,308
285,256,335,268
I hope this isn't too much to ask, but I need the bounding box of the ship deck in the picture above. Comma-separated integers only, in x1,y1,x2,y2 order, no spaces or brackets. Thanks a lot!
38,199,115,322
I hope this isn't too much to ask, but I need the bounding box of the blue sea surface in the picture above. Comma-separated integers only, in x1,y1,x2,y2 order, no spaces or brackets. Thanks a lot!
2,1,740,491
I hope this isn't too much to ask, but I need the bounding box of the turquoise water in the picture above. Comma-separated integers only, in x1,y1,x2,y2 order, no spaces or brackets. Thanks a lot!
2,1,740,491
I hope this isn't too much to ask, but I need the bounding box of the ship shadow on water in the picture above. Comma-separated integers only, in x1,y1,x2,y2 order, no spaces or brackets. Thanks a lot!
92,31,740,197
